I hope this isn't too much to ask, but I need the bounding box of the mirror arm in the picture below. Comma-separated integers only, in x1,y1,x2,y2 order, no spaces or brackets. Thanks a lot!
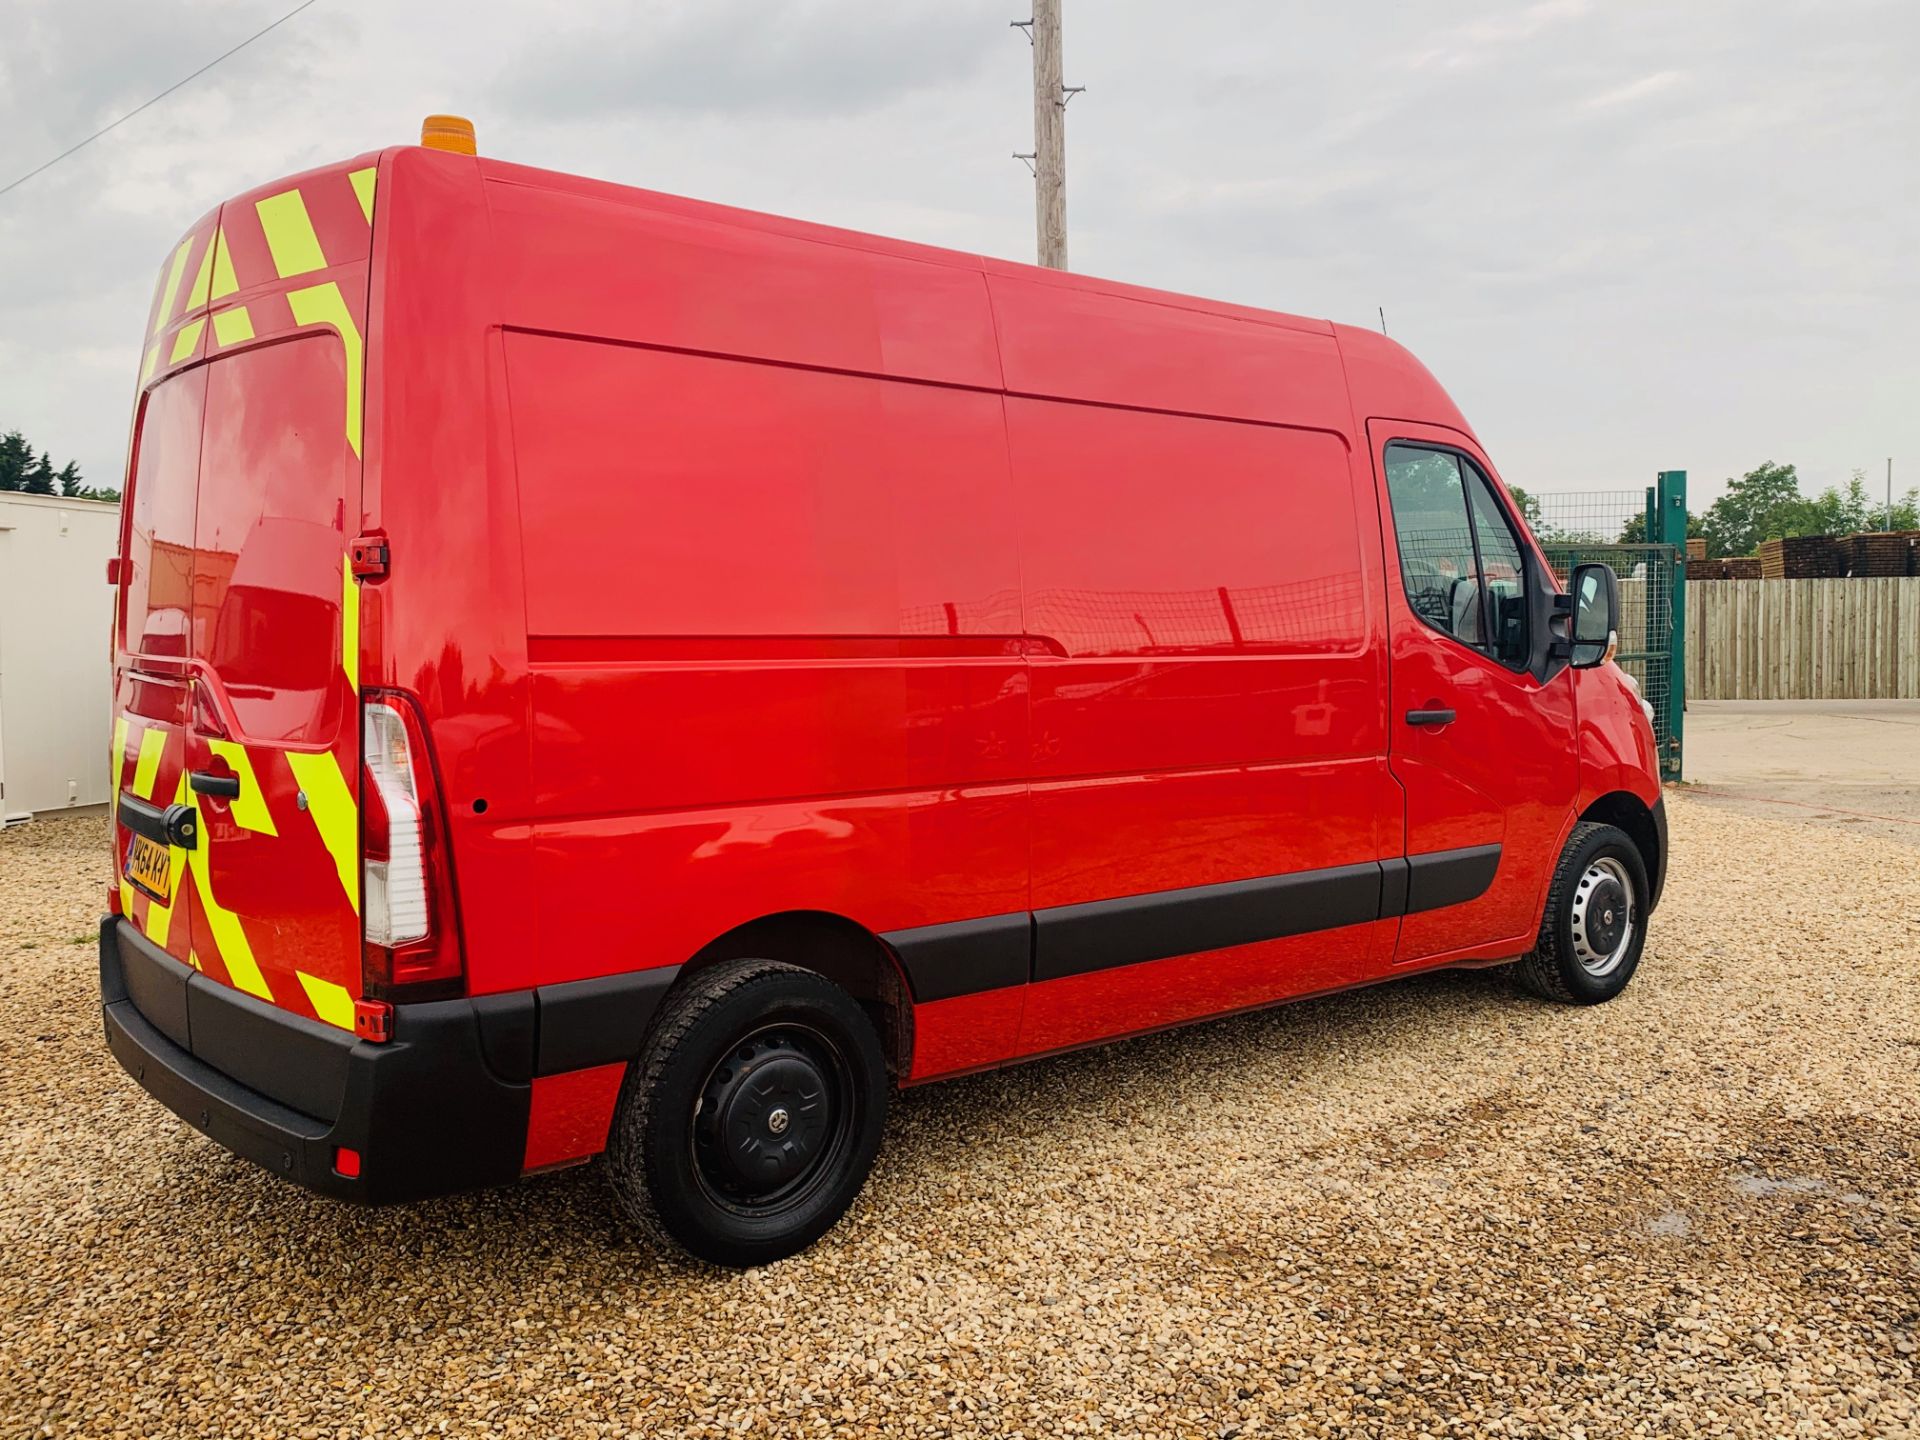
1546,590,1574,661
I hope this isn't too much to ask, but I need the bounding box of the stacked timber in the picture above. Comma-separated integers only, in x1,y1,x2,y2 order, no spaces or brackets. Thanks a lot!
1758,536,1842,579
1688,555,1765,581
1839,531,1920,578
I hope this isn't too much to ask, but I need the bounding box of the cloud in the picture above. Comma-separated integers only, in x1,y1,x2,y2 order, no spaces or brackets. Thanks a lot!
493,0,1011,121
1583,69,1686,109
1402,0,1592,72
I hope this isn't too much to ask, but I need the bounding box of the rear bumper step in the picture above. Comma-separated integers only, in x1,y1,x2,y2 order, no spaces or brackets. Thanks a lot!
100,917,529,1202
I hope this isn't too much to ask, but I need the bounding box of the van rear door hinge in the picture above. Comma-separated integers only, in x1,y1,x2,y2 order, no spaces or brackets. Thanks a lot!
350,536,390,579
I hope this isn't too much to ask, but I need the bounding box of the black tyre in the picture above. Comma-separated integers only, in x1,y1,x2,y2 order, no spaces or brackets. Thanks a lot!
1512,821,1650,1005
606,959,888,1267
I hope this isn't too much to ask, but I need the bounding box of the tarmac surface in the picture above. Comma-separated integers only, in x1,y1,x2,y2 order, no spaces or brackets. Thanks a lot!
1684,699,1920,848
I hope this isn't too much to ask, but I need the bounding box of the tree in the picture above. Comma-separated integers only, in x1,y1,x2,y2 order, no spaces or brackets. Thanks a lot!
0,430,30,491
1696,461,1803,559
1506,484,1543,528
0,426,116,502
21,449,57,494
1802,470,1918,534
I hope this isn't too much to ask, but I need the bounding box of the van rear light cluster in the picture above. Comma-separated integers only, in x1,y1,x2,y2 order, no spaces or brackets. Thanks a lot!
361,690,464,999
364,702,430,945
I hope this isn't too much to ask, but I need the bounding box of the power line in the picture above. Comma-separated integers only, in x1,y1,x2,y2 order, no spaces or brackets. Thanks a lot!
0,0,321,200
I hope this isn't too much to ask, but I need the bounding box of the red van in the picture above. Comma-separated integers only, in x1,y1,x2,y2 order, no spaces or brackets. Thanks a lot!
102,125,1664,1266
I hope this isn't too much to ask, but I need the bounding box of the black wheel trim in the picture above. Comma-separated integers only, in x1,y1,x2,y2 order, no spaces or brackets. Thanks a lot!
689,1021,860,1220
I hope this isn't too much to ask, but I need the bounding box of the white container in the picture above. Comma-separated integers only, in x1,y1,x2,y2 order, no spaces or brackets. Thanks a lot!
0,493,119,825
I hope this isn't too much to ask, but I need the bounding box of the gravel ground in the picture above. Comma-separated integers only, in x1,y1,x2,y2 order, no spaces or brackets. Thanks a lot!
2,796,1916,1439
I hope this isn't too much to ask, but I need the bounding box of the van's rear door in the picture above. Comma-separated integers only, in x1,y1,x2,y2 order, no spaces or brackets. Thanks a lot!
183,326,364,1026
183,165,376,1029
109,162,378,1031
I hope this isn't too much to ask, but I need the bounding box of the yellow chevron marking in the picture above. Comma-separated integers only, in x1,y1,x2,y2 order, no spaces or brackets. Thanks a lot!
286,282,363,457
139,343,160,388
341,555,360,693
348,167,376,225
297,971,356,1031
183,236,217,312
286,750,359,915
207,740,277,836
185,789,271,1001
209,227,240,300
152,238,193,336
169,318,205,364
130,725,166,798
255,189,327,278
211,305,254,347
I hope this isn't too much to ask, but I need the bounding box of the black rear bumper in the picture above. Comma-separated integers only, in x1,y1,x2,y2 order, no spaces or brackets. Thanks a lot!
101,917,529,1202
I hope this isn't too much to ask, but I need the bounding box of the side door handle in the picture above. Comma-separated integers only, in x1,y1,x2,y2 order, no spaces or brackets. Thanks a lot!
1405,708,1457,727
188,770,241,799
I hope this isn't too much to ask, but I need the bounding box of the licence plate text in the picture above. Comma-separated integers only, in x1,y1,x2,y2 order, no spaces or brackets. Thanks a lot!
124,834,172,904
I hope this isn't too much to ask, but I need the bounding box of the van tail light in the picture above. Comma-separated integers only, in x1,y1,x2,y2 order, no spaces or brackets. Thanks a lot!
361,690,464,999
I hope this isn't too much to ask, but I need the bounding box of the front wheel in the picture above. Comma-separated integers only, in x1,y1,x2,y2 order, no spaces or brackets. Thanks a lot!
1511,821,1650,1005
606,959,889,1267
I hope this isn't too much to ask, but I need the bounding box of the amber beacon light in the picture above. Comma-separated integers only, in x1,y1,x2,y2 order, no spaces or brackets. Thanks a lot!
420,114,477,155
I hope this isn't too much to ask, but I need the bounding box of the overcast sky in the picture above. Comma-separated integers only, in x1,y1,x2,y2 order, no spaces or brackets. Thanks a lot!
3,0,1915,512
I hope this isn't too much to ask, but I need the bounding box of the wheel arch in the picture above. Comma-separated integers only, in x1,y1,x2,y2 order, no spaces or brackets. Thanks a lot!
1577,790,1665,911
673,910,915,1082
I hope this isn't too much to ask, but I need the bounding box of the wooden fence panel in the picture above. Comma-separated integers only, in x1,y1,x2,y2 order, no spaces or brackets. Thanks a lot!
1687,577,1920,699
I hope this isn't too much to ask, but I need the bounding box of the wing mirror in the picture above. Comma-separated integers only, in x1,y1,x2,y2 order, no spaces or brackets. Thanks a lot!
1549,562,1619,668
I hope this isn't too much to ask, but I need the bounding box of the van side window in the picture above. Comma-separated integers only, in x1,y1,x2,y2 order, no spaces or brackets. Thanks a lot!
1384,445,1483,649
1384,443,1529,671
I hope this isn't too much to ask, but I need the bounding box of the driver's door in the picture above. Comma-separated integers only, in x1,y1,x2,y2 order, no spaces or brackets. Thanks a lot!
1370,421,1579,966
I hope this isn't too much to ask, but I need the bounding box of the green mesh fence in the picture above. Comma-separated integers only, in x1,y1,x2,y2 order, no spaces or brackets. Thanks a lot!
1531,491,1647,546
1541,542,1681,779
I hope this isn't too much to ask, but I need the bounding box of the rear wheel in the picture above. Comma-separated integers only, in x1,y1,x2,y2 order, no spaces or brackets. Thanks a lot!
1512,821,1649,1005
606,959,888,1267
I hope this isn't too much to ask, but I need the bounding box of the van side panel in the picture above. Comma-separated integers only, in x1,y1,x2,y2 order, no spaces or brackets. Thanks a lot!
986,269,1343,424
988,283,1400,1059
499,335,1027,990
1009,399,1392,896
369,149,540,998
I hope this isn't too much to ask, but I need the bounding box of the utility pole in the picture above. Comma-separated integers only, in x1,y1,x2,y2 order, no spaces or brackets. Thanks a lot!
1013,1,1078,270
1888,457,1895,531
